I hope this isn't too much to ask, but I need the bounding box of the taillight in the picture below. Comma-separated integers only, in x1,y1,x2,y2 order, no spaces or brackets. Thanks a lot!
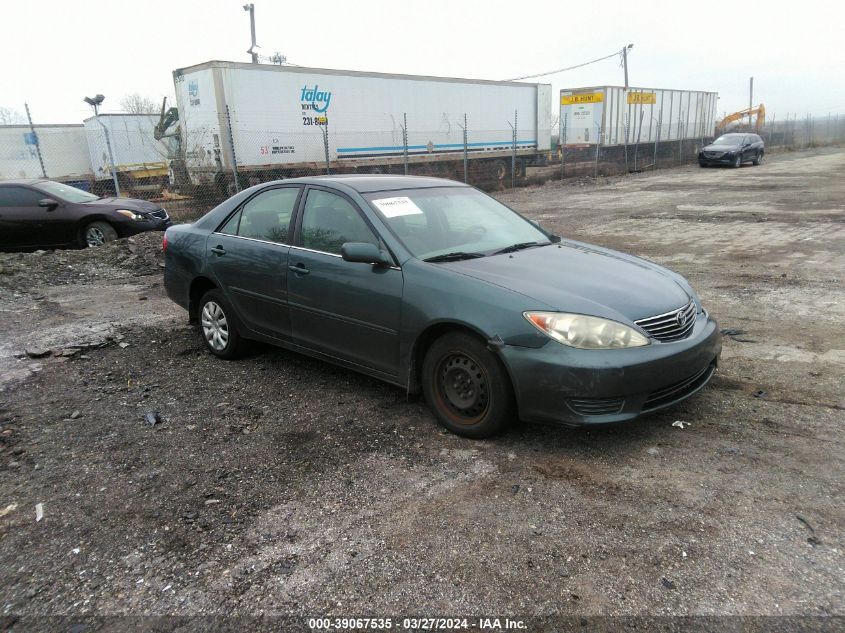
162,234,168,253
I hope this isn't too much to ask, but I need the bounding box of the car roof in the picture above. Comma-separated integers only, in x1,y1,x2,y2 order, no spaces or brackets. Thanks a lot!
277,174,472,194
0,178,49,186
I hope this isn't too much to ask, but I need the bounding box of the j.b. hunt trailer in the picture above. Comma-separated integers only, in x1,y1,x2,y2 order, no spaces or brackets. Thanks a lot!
172,60,552,191
559,86,718,147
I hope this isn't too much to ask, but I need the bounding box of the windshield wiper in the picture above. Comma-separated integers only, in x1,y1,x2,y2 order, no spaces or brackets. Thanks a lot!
491,241,550,255
423,251,486,263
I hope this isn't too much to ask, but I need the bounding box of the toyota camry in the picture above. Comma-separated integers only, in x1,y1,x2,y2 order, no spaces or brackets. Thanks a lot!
163,175,721,438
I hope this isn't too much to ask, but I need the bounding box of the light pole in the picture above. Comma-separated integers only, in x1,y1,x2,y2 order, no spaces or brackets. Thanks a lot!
243,4,259,63
83,94,120,196
622,43,634,89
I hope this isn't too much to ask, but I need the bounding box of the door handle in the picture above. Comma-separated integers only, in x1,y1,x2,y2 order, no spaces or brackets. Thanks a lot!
210,245,226,256
289,263,310,275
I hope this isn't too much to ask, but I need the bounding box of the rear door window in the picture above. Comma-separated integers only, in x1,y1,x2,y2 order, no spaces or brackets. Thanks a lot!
0,186,43,208
223,187,300,244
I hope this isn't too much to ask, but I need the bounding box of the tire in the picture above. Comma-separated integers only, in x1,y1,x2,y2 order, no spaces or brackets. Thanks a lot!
83,221,118,248
492,159,508,182
698,162,707,168
732,154,742,168
752,151,763,166
421,332,515,438
197,289,247,359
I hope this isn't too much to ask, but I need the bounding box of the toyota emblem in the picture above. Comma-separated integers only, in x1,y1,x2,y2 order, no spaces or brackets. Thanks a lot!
677,311,687,327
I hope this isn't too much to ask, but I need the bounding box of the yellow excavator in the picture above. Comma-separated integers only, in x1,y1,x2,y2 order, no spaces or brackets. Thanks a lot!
716,103,766,133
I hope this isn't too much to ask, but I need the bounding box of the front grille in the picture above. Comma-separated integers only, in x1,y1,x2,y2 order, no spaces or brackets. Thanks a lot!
566,397,625,416
149,209,169,220
642,363,715,412
704,151,723,158
635,301,696,342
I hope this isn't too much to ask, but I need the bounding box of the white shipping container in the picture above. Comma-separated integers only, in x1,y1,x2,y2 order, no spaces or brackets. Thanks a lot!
83,114,171,180
560,86,718,147
0,124,92,181
173,61,551,182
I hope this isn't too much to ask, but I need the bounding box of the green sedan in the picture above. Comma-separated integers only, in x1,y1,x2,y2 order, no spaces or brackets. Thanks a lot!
164,176,721,438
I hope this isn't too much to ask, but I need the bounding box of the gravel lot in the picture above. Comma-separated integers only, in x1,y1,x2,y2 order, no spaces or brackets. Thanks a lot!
0,148,843,626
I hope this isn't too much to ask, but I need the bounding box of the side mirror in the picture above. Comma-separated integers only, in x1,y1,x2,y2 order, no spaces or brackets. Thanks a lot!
38,198,58,209
341,242,391,266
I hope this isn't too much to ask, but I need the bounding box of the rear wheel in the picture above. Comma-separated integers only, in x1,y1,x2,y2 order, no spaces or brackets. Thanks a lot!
752,151,763,166
83,221,117,248
421,332,515,438
492,159,508,182
198,289,247,359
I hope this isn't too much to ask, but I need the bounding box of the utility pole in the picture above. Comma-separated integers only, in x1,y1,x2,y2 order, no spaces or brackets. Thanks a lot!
243,4,259,63
749,76,754,126
622,43,633,89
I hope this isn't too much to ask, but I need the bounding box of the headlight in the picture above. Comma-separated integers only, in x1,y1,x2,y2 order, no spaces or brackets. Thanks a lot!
524,312,649,349
116,209,144,221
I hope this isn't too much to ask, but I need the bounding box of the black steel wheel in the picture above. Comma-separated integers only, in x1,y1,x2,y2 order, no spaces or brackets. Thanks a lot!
422,332,515,438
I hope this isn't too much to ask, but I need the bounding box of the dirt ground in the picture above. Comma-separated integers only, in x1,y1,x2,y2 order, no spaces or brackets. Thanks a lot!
0,148,843,627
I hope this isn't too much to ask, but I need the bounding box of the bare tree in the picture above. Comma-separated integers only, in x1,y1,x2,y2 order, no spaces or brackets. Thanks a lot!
119,94,159,114
0,106,26,125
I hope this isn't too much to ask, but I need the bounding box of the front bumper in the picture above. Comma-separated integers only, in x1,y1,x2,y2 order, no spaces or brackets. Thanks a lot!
501,312,722,426
698,152,736,165
116,214,172,237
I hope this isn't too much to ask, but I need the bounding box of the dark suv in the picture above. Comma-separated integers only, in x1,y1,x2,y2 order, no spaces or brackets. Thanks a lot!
0,179,171,250
699,133,764,168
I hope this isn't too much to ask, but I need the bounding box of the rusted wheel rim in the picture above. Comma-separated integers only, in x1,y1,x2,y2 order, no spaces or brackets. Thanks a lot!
435,352,489,424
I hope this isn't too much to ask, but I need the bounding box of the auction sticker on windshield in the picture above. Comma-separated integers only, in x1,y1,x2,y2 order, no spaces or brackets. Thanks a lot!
371,196,424,218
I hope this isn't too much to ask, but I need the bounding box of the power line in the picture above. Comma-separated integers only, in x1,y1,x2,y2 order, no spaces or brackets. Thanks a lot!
505,48,625,82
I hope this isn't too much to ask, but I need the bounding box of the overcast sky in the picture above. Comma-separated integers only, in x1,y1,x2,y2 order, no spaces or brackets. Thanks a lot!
1,0,842,125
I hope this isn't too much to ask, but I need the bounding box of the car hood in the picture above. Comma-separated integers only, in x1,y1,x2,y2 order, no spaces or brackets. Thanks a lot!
703,144,740,152
85,197,163,213
437,240,691,322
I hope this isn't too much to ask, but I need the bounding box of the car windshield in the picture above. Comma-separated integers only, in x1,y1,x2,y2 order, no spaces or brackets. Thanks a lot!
712,135,743,145
365,187,550,261
35,181,100,203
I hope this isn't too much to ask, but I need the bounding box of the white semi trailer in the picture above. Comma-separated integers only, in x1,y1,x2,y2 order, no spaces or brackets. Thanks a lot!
172,60,552,192
83,114,172,192
0,124,92,183
559,85,719,147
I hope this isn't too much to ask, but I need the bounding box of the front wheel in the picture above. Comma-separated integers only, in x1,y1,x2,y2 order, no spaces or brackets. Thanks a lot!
421,332,515,438
732,154,742,168
198,289,247,359
83,221,118,248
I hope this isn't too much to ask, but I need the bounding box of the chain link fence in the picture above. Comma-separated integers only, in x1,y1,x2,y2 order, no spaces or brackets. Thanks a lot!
554,112,845,180
2,110,844,222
